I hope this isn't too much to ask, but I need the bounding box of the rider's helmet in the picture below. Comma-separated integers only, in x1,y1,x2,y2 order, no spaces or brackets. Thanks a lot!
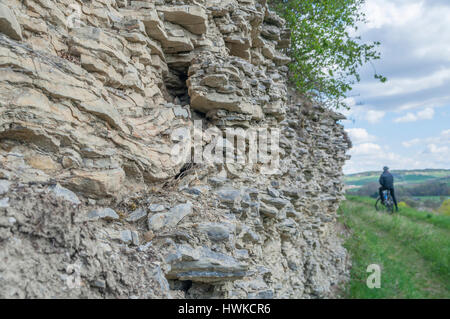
383,166,389,171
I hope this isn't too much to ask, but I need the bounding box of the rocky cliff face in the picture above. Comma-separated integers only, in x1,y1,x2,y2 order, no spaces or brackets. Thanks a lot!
0,0,351,298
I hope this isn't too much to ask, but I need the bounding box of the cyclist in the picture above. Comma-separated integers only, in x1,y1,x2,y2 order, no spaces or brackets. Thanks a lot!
379,166,398,211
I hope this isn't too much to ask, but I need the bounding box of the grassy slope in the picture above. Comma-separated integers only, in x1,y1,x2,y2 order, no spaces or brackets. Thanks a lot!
339,196,450,298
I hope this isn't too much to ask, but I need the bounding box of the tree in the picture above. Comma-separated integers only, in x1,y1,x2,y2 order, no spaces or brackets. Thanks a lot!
270,0,386,109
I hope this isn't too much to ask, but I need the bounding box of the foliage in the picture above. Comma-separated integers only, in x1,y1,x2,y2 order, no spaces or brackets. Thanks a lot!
270,0,386,108
439,199,450,216
398,201,409,209
402,197,419,209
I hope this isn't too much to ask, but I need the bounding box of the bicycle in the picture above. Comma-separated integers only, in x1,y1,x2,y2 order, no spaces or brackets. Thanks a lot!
375,190,394,214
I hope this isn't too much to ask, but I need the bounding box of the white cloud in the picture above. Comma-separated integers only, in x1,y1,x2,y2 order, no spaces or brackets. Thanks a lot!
340,103,386,124
342,0,450,174
394,96,450,112
403,129,450,148
344,144,442,174
350,143,382,156
345,128,376,144
402,138,421,148
348,0,450,117
442,129,450,138
394,112,417,123
363,0,423,29
361,0,450,63
345,127,450,174
428,144,449,154
394,107,434,123
417,108,435,119
345,144,415,174
357,68,450,100
366,110,385,123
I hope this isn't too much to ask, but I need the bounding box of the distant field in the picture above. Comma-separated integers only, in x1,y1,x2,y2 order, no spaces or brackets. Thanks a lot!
345,176,379,186
345,169,450,188
414,196,450,202
397,174,438,184
345,170,450,210
339,196,450,298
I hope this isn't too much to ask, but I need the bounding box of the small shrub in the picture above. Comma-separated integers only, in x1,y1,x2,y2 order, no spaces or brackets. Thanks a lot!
398,202,409,209
438,199,450,216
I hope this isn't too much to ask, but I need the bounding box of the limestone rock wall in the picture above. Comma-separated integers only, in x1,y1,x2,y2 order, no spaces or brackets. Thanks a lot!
0,0,351,298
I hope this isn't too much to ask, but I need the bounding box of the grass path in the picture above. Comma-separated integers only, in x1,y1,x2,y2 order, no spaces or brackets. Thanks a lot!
339,198,450,299
348,195,450,230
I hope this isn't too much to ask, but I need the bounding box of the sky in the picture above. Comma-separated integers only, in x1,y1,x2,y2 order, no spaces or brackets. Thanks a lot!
340,0,450,174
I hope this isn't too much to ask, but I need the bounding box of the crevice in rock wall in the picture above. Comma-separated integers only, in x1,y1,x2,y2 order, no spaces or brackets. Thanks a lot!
163,68,190,106
185,283,219,299
168,279,193,297
169,279,221,299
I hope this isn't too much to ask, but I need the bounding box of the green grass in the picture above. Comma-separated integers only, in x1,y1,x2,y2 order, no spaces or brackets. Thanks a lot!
339,196,450,298
347,195,450,230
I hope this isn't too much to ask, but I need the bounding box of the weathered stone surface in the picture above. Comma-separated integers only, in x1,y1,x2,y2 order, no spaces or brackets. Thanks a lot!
248,289,274,299
0,4,22,41
190,91,244,113
49,184,81,205
148,202,193,231
0,180,11,195
64,169,126,198
118,230,133,244
0,186,177,298
208,176,228,187
88,208,119,221
126,208,147,222
259,201,279,218
131,231,140,246
260,195,290,209
0,197,9,208
158,5,207,35
197,222,234,242
182,185,210,196
149,204,166,212
166,245,248,283
267,186,280,198
0,29,191,197
216,187,242,207
187,51,287,122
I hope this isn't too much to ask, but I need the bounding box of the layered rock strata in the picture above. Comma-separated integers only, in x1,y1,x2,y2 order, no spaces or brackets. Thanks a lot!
0,0,351,298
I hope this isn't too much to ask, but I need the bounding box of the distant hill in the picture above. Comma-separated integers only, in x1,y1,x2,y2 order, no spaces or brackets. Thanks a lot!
344,169,450,201
345,169,450,188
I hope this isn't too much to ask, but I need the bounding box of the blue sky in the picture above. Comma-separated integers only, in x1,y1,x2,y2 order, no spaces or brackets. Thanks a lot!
340,0,450,174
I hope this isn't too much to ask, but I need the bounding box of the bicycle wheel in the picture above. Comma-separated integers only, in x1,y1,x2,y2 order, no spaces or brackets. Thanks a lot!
387,203,394,214
375,198,382,211
386,196,394,214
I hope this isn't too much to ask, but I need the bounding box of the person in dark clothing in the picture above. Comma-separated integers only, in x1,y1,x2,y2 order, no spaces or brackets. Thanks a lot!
379,166,398,211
